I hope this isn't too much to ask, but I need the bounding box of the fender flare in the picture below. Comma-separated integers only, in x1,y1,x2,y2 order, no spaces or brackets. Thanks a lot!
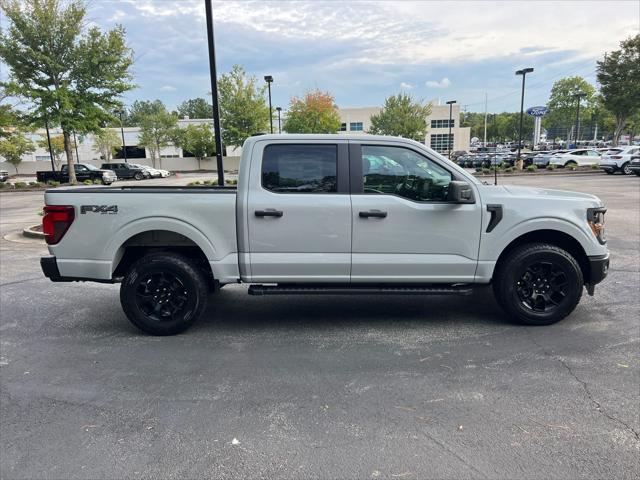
105,216,217,274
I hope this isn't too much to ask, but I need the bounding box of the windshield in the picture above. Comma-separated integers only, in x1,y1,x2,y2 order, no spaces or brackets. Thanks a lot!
84,164,100,171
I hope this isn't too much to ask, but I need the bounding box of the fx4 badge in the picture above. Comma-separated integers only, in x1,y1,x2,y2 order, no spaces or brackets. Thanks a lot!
81,205,118,215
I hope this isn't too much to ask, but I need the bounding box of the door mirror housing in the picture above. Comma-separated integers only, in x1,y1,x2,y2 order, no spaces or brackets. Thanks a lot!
447,181,475,204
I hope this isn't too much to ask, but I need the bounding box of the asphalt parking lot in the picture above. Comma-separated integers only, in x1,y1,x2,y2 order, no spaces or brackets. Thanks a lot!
1,173,638,479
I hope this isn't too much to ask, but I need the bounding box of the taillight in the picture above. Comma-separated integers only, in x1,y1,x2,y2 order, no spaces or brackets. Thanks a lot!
42,205,75,245
611,155,622,159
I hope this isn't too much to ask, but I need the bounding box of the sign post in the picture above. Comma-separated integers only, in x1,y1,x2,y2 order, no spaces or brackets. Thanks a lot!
526,106,548,149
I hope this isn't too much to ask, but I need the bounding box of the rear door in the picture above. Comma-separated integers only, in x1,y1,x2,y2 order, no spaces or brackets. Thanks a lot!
245,140,351,283
349,142,482,283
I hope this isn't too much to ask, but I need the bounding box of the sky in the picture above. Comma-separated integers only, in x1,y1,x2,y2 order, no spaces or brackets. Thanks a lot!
4,0,640,113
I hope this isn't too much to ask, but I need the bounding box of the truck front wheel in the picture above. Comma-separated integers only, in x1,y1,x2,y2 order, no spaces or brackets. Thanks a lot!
492,243,583,325
120,253,209,335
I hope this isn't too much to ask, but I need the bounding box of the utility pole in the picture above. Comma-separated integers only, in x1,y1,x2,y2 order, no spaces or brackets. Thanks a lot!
205,0,225,186
264,76,274,134
515,67,534,170
483,92,488,147
446,100,456,158
573,92,586,148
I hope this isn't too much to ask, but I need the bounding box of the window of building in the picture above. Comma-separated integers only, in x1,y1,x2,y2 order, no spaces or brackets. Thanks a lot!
350,122,363,131
430,119,454,129
35,155,51,162
361,145,452,202
430,134,454,153
262,144,337,193
339,123,347,132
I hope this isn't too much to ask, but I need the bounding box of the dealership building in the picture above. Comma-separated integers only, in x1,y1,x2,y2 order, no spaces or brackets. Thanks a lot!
338,101,470,153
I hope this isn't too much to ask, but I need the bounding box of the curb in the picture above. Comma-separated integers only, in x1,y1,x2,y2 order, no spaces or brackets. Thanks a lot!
23,224,45,239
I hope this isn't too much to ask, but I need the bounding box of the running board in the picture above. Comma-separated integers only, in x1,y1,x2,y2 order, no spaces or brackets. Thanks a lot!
248,284,474,296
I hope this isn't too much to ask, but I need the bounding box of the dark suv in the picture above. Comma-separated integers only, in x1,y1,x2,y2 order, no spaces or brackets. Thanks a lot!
100,162,149,180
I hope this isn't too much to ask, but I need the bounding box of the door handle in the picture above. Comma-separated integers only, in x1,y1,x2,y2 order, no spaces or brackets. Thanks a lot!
255,209,283,218
359,209,387,218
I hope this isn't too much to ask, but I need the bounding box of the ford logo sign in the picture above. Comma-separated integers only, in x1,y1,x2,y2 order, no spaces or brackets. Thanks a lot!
527,106,548,117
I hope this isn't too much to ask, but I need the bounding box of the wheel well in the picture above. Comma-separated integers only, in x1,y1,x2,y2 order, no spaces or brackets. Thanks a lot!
112,230,216,290
495,230,591,283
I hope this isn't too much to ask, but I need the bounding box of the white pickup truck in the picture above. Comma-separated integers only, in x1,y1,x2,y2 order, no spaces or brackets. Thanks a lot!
40,134,609,335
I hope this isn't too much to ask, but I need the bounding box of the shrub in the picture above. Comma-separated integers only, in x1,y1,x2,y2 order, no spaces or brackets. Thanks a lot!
591,164,599,170
47,180,60,187
93,179,102,185
526,165,537,172
568,165,577,171
475,166,483,172
29,181,44,187
481,168,491,174
14,182,28,188
203,180,214,185
83,179,94,185
505,166,515,173
0,182,7,189
225,179,238,186
546,164,557,170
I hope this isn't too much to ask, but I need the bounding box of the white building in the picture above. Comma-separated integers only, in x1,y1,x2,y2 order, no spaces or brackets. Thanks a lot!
338,101,470,153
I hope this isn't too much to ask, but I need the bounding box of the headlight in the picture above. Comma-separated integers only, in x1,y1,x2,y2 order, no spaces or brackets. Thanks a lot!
587,207,607,244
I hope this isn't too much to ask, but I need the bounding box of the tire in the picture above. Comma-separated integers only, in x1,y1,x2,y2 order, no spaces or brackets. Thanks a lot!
621,162,632,175
134,172,143,180
102,179,112,185
492,243,583,325
120,253,209,335
605,170,614,175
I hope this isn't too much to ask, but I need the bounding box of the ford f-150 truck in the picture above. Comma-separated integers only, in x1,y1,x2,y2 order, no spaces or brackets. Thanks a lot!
40,134,609,335
37,163,117,185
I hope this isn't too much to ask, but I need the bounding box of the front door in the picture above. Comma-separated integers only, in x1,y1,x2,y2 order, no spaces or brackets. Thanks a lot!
350,143,482,283
246,140,351,283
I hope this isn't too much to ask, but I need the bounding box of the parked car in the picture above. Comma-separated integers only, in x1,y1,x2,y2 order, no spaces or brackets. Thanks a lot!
101,162,150,180
548,149,601,168
36,163,117,185
157,169,171,178
629,153,640,176
130,164,162,178
40,134,609,335
533,150,567,167
599,146,639,175
0,170,9,182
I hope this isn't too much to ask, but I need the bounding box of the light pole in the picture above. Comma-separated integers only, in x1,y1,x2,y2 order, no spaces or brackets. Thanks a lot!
276,107,282,134
205,0,224,186
572,91,586,148
264,75,274,133
515,67,534,170
115,109,127,163
446,100,456,158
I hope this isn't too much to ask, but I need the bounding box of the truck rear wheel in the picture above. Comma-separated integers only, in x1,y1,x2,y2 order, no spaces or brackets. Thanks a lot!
492,243,583,325
120,253,209,335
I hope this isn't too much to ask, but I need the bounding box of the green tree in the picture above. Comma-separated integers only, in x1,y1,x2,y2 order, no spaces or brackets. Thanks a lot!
176,123,216,170
93,128,122,162
37,134,65,169
177,98,212,120
138,105,178,168
0,131,34,173
218,65,269,148
123,99,166,127
370,93,432,141
597,34,640,146
0,0,134,183
283,89,341,134
544,76,596,143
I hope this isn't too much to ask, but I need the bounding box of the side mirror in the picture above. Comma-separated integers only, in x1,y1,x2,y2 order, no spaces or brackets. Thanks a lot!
447,180,475,204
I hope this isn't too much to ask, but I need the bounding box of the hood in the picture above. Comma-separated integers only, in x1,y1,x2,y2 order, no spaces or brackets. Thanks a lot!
501,185,601,203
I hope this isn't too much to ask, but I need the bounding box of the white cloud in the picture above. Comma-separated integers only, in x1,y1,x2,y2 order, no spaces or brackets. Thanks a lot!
159,85,177,92
400,82,414,89
425,77,451,88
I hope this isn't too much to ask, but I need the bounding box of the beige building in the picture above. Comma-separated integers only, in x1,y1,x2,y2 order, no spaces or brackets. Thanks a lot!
338,101,470,153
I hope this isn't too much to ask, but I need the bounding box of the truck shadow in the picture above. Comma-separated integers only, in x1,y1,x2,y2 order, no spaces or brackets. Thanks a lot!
194,285,508,333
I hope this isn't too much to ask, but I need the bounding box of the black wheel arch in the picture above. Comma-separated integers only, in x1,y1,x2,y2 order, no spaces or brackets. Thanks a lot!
494,230,592,284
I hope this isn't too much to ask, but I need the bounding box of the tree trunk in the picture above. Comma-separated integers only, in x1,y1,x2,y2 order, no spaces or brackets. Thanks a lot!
156,140,161,169
197,156,202,171
612,115,626,147
62,130,77,184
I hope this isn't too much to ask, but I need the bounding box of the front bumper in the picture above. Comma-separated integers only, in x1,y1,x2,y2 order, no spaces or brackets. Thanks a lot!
586,253,610,295
599,163,618,172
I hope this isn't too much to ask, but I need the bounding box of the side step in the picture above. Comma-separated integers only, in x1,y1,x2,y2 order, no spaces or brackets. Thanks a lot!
248,284,474,296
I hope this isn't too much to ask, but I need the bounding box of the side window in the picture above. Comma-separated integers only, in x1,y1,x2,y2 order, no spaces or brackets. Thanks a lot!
361,145,452,202
262,144,337,193
587,150,599,157
75,165,87,172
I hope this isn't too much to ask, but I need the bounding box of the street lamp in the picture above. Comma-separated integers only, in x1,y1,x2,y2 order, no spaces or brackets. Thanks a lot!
515,67,534,170
445,100,456,158
115,109,127,163
572,91,587,148
264,75,274,134
276,106,282,134
205,0,224,186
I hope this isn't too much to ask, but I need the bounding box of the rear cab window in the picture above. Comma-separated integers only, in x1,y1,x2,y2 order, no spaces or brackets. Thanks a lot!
262,144,338,193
